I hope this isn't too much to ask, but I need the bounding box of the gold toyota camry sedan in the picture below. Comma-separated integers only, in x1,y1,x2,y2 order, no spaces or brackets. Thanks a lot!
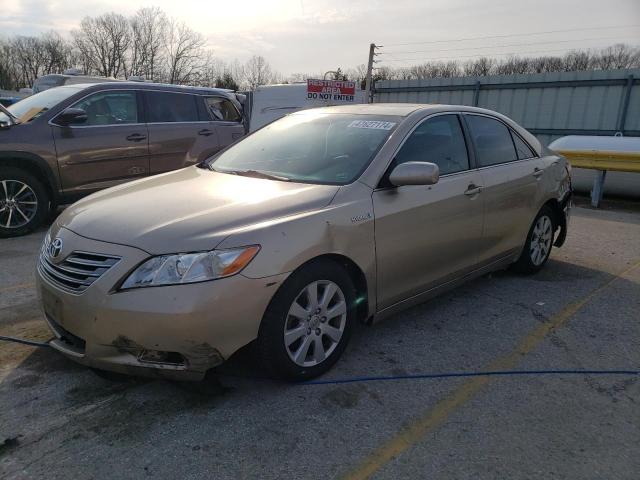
36,104,571,381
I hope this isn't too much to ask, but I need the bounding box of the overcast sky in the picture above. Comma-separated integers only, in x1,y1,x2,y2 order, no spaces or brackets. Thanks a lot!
2,0,639,75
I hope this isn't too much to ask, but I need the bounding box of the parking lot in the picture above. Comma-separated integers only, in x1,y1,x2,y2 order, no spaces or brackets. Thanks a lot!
0,197,639,479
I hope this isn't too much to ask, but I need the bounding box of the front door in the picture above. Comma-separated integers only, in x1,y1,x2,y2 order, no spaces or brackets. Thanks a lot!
52,90,148,195
373,114,484,309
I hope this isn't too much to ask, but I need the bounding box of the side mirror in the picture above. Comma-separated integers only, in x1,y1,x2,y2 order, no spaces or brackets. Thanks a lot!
55,108,87,126
0,119,11,129
389,161,440,187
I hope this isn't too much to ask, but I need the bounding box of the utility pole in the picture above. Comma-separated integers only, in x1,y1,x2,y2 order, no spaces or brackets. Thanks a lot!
364,43,376,104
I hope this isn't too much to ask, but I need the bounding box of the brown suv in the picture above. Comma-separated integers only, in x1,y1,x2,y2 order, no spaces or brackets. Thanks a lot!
0,82,245,237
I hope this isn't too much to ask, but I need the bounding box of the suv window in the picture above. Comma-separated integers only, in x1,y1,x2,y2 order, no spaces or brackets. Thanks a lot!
466,115,518,167
74,91,138,126
205,97,241,122
395,115,469,175
511,131,536,159
146,91,199,123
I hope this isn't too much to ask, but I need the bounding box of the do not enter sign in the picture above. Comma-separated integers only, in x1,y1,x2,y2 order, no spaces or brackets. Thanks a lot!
307,79,356,102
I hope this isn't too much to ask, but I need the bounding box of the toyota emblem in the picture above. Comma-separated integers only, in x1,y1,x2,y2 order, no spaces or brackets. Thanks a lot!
49,238,63,259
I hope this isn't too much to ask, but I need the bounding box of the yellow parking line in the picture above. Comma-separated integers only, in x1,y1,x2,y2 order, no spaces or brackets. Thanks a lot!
0,282,35,293
342,259,640,480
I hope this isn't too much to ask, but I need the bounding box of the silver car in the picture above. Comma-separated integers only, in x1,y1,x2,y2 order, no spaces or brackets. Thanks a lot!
36,104,572,381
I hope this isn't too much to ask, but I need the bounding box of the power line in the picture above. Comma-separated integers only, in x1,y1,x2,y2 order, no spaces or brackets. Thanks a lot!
380,35,640,56
376,46,627,65
382,24,640,47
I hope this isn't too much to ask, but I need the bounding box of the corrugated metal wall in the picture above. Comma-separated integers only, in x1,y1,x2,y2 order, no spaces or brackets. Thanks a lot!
374,68,640,147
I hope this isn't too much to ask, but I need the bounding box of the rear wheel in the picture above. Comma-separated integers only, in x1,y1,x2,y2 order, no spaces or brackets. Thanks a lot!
0,167,50,238
256,261,356,381
513,206,556,274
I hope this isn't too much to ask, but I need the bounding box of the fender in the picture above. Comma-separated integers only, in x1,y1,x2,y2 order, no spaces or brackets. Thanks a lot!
0,151,61,203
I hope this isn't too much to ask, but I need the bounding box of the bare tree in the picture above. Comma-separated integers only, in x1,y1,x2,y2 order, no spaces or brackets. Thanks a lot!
130,7,167,80
164,20,205,84
243,55,273,89
72,13,132,77
595,43,640,69
463,57,495,76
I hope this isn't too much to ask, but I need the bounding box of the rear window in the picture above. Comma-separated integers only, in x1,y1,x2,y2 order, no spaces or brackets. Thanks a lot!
146,91,199,123
466,115,518,167
205,97,241,122
512,132,536,159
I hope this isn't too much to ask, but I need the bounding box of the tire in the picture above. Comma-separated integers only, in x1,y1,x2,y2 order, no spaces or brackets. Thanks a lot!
256,260,356,381
0,167,50,238
512,205,556,274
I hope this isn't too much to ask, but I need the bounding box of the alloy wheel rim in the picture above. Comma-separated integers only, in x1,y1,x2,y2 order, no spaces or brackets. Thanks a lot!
530,215,552,266
0,180,38,229
284,280,347,367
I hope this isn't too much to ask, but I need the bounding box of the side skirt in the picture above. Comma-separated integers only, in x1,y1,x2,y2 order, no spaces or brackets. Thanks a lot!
371,255,515,324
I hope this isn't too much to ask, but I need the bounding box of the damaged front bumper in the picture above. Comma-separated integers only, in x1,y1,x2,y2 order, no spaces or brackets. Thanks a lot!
36,228,287,381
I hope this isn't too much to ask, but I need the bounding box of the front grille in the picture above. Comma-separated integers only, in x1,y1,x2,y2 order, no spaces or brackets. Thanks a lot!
38,238,120,294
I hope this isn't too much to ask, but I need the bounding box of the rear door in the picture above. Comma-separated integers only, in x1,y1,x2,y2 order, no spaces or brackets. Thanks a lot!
372,113,484,309
52,90,149,195
202,96,245,149
463,113,544,266
145,90,220,175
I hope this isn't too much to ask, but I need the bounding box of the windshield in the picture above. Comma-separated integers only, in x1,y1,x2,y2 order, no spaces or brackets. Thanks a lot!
210,112,400,185
0,86,84,123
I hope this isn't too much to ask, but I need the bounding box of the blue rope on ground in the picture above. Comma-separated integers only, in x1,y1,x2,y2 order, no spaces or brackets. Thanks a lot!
301,369,640,385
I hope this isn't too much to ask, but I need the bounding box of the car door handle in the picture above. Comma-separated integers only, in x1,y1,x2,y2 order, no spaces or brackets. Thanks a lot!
533,167,544,177
232,132,243,139
126,133,146,142
198,129,213,136
464,184,483,196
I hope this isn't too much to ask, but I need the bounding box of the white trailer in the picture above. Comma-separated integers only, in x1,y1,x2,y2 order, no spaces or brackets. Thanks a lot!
244,82,367,132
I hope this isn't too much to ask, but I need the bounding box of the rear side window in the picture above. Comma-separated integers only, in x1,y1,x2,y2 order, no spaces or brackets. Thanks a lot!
205,97,241,122
74,91,138,126
511,132,536,159
395,114,469,175
146,91,198,123
466,115,517,167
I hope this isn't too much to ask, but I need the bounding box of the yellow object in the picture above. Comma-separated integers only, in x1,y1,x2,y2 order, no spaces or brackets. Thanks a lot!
557,149,640,173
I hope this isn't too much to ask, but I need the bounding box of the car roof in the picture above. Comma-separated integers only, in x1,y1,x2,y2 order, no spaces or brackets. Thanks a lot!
302,103,506,117
82,81,234,96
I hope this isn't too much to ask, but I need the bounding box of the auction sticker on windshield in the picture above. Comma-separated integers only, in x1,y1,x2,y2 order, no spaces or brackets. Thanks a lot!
348,120,396,130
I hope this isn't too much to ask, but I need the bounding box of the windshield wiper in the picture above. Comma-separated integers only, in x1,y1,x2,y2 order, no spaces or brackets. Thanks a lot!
218,169,291,182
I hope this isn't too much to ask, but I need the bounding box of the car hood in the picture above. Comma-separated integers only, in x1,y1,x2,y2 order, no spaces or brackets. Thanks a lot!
57,167,340,254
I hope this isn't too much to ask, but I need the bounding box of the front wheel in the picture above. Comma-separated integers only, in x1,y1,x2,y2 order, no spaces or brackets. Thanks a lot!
0,167,50,238
512,206,556,274
256,261,356,381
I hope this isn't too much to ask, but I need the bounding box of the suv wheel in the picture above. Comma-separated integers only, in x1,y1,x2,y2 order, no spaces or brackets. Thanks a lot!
512,205,556,274
256,261,356,381
0,167,50,238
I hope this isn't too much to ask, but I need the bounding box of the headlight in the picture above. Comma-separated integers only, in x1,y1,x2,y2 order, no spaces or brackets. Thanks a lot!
120,245,260,290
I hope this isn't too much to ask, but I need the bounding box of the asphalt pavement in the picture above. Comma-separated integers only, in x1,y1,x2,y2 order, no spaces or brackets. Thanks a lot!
1,198,638,479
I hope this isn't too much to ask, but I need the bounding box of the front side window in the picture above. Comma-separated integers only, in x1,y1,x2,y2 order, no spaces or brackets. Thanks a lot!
206,97,241,122
210,112,400,185
466,115,518,167
74,91,138,126
146,91,198,123
395,114,469,175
